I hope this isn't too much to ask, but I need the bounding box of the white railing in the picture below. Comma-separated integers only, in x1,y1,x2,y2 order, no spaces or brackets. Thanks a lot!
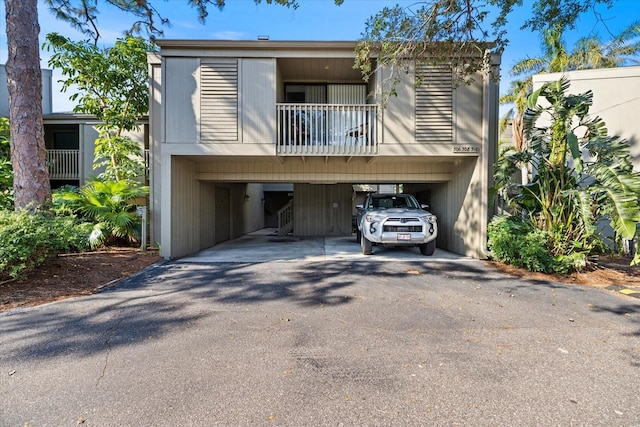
45,148,150,182
46,149,79,180
277,104,377,156
277,199,294,236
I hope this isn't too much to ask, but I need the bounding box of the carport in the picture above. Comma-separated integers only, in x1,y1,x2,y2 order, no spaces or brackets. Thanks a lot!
152,154,487,260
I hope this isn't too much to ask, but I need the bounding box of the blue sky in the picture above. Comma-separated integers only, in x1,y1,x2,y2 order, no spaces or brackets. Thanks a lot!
0,0,638,112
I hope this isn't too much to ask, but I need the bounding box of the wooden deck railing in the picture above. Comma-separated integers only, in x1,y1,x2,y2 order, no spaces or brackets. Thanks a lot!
46,148,150,181
46,149,79,180
277,199,294,236
277,104,377,156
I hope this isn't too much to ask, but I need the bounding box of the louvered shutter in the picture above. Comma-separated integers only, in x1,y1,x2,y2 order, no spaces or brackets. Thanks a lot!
201,59,238,142
415,65,453,142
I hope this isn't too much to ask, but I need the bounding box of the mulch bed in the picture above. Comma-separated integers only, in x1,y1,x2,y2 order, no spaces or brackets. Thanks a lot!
0,247,162,312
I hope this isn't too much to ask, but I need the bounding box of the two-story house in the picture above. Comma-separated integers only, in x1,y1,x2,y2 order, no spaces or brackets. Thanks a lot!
148,40,500,259
1,64,149,187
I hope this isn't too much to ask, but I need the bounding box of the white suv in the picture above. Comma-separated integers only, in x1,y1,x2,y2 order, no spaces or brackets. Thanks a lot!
356,193,438,256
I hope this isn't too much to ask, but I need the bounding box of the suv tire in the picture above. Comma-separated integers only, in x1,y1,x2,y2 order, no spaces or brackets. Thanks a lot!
361,234,373,255
419,240,436,256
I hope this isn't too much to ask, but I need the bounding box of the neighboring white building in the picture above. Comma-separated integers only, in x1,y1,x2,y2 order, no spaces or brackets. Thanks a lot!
533,66,640,170
148,40,501,259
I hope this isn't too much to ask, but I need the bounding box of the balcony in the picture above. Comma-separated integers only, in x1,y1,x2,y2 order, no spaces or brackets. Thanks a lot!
46,149,150,182
46,149,79,180
277,104,377,156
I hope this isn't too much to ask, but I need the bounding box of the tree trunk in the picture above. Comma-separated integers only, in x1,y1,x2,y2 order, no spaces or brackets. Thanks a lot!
5,0,51,210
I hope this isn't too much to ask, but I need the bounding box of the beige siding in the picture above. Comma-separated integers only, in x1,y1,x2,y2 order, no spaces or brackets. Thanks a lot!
454,72,483,144
0,65,51,116
214,184,231,243
430,157,484,257
170,157,200,258
293,183,353,236
79,124,98,182
70,123,146,183
276,61,285,103
243,183,266,233
241,59,276,144
415,65,453,142
230,183,246,239
165,58,199,143
199,182,216,250
149,59,162,247
195,158,454,182
380,66,415,144
201,59,239,142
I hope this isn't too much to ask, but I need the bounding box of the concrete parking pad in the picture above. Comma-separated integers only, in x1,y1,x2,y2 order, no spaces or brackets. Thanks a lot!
182,231,468,263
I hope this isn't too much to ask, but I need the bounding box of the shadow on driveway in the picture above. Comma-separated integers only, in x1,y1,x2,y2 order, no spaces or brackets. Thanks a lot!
1,257,497,363
2,243,639,365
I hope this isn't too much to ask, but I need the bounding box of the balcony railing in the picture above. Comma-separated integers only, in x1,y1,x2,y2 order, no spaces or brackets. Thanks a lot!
46,149,150,181
277,104,377,156
46,149,79,180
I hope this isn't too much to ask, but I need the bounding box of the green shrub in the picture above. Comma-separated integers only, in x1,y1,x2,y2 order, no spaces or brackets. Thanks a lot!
53,179,148,247
488,215,557,273
0,117,13,210
0,210,93,279
488,215,595,274
0,158,13,210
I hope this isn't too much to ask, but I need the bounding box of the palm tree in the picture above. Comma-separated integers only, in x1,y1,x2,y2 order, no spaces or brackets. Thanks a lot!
500,21,640,159
499,78,532,153
500,25,567,162
511,24,570,76
569,21,640,69
495,77,640,269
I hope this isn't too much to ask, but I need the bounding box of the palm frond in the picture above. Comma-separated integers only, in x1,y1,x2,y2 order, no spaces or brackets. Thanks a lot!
510,57,545,76
590,163,640,239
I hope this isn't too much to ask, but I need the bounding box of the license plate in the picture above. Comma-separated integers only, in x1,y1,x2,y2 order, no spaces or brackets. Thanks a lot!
397,233,411,241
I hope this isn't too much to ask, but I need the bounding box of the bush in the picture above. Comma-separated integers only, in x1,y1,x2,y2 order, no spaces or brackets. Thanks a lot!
488,215,558,273
0,117,13,210
0,210,93,280
488,215,593,274
53,179,148,247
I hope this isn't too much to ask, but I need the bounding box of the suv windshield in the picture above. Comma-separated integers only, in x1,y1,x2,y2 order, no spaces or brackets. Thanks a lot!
370,195,420,209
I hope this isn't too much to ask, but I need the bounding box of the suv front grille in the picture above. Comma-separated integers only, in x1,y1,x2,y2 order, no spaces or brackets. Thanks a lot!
386,217,420,222
384,225,423,232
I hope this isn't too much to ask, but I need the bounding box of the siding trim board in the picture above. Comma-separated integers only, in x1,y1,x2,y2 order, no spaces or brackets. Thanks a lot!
200,59,239,142
415,65,453,143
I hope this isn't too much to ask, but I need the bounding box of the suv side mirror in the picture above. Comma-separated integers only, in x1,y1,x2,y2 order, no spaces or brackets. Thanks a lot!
421,204,429,209
356,204,364,209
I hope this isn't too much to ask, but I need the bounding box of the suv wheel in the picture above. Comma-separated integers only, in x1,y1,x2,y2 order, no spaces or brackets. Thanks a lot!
356,228,361,243
419,240,435,256
361,235,373,255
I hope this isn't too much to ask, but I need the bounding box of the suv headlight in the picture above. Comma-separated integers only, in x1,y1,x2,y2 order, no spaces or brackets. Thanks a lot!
420,214,437,223
365,214,383,223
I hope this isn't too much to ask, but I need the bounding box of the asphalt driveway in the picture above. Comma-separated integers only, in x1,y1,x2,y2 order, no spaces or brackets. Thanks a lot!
1,237,639,426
